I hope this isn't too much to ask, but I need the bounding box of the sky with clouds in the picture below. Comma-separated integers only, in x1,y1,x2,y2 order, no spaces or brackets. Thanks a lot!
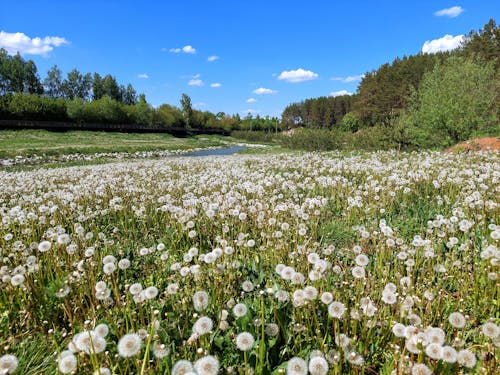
0,1,498,117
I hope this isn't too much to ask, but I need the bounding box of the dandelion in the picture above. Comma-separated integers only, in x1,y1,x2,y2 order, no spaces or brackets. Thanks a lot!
441,345,458,363
103,262,116,275
411,363,432,375
118,258,131,269
303,285,318,300
481,321,500,339
192,316,213,336
144,286,159,300
320,292,333,305
172,360,194,375
153,341,170,359
167,283,179,294
57,352,77,374
351,266,366,279
286,357,308,375
193,291,209,311
425,343,443,360
95,323,109,337
308,356,328,375
93,368,111,375
448,312,466,329
117,333,142,357
392,323,406,337
242,280,254,292
328,301,346,319
0,354,18,374
457,349,476,368
38,240,51,252
194,355,220,375
381,291,397,305
233,303,248,318
355,254,369,267
10,274,25,286
265,323,279,337
236,332,255,351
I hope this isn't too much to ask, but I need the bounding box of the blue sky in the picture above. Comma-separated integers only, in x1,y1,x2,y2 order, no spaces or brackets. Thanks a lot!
1,1,498,117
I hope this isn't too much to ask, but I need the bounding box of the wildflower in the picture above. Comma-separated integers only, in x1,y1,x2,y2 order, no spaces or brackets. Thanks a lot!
57,352,77,374
308,356,328,375
236,332,255,351
167,283,179,294
303,285,318,300
10,274,25,286
242,280,254,292
351,266,366,279
117,333,142,357
425,343,443,360
95,323,109,337
411,363,432,375
448,312,466,329
93,368,111,375
286,357,308,375
103,262,116,275
0,354,18,374
102,255,116,264
153,341,170,359
441,345,458,363
172,360,194,375
265,323,279,337
355,254,369,267
192,316,213,336
392,323,406,338
118,258,131,269
233,303,248,318
457,349,476,368
481,321,500,339
144,286,159,300
328,301,346,319
426,327,445,345
194,355,220,375
193,291,209,311
381,291,397,305
38,240,51,252
320,292,333,305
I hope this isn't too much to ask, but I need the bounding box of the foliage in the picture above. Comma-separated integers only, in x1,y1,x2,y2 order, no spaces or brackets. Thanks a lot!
281,95,354,129
0,48,43,95
403,56,499,148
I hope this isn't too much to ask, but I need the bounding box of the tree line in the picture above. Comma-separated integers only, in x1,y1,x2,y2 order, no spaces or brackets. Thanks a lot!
282,19,499,149
0,51,281,132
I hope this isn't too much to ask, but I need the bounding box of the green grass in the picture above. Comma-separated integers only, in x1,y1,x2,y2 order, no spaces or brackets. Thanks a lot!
0,129,231,158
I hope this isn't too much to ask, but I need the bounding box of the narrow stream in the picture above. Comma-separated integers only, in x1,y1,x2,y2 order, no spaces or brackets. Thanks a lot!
182,145,245,157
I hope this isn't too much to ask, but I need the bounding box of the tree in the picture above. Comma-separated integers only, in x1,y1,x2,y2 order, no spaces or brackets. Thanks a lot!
63,68,91,100
0,49,42,95
462,19,500,68
44,65,64,98
404,56,499,148
102,74,121,101
180,93,193,128
92,73,105,100
122,84,137,105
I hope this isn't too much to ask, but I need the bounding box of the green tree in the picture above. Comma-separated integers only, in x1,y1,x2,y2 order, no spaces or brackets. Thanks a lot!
92,73,105,100
102,74,121,101
122,84,138,105
404,56,499,148
44,65,64,98
63,68,91,100
180,93,193,128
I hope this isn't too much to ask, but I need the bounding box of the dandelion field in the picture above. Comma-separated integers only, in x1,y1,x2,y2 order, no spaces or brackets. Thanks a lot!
0,150,499,374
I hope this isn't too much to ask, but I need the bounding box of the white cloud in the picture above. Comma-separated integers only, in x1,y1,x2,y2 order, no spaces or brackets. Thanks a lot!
434,6,464,18
170,45,196,54
422,34,464,53
277,68,318,83
194,102,207,108
188,79,204,87
207,55,219,62
137,73,149,79
246,98,257,103
332,74,365,83
329,90,353,97
0,30,69,56
253,87,277,95
210,83,222,88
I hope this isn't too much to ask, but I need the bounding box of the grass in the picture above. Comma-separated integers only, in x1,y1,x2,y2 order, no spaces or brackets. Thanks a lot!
0,129,231,158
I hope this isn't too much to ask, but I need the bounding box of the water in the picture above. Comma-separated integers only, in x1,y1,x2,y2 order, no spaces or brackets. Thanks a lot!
183,145,245,157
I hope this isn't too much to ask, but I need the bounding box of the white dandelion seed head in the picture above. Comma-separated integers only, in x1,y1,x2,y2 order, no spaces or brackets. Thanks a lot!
457,349,476,368
194,355,220,375
308,356,329,375
0,354,19,374
236,331,255,351
193,291,209,311
448,312,466,329
117,333,142,357
328,301,346,319
192,316,213,336
57,352,77,374
232,303,248,318
286,357,308,375
172,360,194,375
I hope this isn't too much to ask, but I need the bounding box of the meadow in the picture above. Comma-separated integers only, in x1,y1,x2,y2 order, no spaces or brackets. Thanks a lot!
0,148,498,374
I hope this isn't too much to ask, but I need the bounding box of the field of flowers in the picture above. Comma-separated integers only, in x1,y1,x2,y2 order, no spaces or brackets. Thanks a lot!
0,150,498,374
